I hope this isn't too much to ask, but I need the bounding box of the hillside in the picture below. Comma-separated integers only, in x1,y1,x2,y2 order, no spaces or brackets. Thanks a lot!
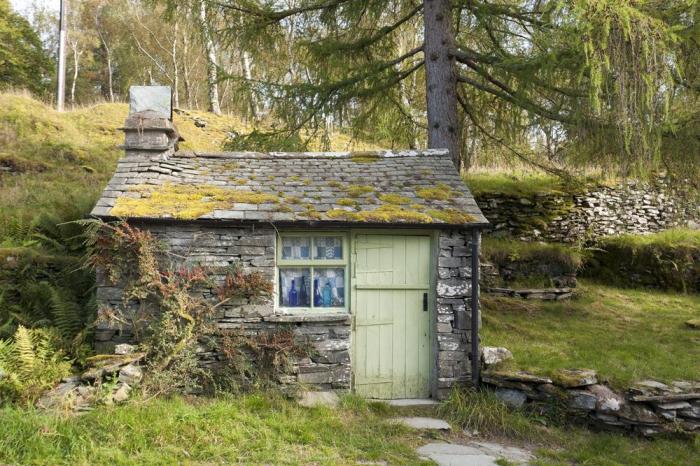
0,92,375,244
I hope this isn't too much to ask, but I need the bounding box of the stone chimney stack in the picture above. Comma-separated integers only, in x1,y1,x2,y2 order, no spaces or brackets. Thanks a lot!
122,86,181,160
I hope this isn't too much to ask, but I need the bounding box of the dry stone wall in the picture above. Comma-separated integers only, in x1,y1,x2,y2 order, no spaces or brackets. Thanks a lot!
476,179,699,243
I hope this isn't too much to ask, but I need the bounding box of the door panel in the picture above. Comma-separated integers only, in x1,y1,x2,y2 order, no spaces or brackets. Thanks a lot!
353,234,431,399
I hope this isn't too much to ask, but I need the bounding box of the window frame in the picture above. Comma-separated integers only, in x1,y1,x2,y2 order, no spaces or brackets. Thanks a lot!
276,231,350,313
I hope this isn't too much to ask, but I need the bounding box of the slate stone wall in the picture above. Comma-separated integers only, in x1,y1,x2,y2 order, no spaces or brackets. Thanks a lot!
94,223,351,391
477,179,700,243
95,224,478,397
436,230,477,399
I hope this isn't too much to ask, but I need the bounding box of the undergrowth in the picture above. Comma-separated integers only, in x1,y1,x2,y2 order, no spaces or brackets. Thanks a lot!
583,229,700,292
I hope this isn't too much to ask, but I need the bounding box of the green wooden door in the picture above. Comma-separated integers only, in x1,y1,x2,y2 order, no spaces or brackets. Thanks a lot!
352,234,431,399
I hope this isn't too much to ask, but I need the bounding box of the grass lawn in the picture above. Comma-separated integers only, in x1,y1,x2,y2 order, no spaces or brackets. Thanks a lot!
0,394,427,465
1,392,697,466
482,280,700,387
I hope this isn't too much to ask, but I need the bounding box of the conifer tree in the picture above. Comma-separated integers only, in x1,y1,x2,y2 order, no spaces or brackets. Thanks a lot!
205,0,694,176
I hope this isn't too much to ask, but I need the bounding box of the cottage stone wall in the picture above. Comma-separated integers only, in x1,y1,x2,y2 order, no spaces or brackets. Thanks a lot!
436,230,478,399
95,224,478,397
477,179,699,243
94,223,352,391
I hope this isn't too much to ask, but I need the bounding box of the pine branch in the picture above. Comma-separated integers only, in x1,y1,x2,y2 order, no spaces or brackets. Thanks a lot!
213,0,355,24
457,69,575,124
457,91,572,179
311,3,423,53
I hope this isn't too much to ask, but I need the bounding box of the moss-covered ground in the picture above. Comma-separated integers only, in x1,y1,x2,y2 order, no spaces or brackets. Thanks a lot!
482,280,700,388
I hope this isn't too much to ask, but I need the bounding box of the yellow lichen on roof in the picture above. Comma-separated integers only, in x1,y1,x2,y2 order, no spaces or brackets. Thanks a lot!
378,193,411,205
111,183,278,219
344,185,375,197
416,183,454,201
427,208,476,224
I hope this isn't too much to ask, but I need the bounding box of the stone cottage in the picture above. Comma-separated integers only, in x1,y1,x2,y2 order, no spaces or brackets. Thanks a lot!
91,104,488,400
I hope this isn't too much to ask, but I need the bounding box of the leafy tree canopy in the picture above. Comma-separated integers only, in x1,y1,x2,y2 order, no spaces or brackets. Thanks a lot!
0,0,53,95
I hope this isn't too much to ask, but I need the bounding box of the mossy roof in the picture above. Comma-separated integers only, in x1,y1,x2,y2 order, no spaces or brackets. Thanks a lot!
92,150,487,226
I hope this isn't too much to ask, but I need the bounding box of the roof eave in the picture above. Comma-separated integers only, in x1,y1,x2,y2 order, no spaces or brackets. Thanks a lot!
90,214,490,230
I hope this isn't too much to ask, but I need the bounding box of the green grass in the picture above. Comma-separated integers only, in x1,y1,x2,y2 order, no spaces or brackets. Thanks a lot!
0,393,427,465
463,173,566,197
599,228,700,248
2,390,697,466
482,280,700,387
440,389,700,466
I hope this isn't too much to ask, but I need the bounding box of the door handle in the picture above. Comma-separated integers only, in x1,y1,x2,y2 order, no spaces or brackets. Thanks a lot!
423,292,428,312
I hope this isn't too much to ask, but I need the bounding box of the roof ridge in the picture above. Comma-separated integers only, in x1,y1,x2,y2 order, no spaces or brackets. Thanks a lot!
181,149,450,159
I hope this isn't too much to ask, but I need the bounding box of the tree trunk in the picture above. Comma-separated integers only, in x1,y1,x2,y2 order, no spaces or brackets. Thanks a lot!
171,20,180,109
182,30,193,108
200,0,221,115
70,45,81,105
423,0,461,169
242,51,261,120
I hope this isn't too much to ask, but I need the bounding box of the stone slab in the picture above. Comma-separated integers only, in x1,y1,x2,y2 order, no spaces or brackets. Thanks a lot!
417,442,532,466
297,391,339,408
388,399,439,407
392,417,451,430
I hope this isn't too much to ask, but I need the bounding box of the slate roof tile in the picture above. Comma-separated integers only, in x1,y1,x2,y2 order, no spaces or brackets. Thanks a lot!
92,150,488,226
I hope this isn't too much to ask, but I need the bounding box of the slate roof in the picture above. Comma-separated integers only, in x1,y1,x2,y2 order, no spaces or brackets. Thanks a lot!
91,149,488,227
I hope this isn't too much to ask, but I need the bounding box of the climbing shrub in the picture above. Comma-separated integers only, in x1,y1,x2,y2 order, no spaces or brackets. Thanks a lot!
214,329,311,392
87,220,291,396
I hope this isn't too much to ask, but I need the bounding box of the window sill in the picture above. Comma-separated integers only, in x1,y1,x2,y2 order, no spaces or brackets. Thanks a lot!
264,313,350,323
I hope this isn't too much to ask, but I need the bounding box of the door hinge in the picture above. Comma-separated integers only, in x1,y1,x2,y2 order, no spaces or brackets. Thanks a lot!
423,292,428,312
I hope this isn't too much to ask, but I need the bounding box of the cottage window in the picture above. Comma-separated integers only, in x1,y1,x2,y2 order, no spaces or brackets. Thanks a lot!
277,233,348,311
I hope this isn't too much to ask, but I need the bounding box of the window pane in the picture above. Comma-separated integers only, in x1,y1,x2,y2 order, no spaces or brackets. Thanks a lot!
279,268,311,307
313,268,345,307
281,237,310,260
313,236,343,260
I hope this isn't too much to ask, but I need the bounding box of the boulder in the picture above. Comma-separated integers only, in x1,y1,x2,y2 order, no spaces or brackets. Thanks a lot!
482,370,552,385
118,364,143,386
495,388,528,408
568,390,597,411
618,404,661,425
588,384,624,412
552,369,597,388
678,407,700,420
114,343,136,355
112,383,132,403
481,347,513,367
36,379,79,409
685,319,700,330
297,391,340,408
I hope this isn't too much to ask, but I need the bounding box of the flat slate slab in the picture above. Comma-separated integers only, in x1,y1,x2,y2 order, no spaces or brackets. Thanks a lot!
388,399,439,407
417,442,533,465
297,391,339,408
392,417,451,430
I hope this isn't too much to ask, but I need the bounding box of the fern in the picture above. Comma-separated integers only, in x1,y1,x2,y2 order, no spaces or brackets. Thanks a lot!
0,326,71,405
13,326,36,378
49,287,84,342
